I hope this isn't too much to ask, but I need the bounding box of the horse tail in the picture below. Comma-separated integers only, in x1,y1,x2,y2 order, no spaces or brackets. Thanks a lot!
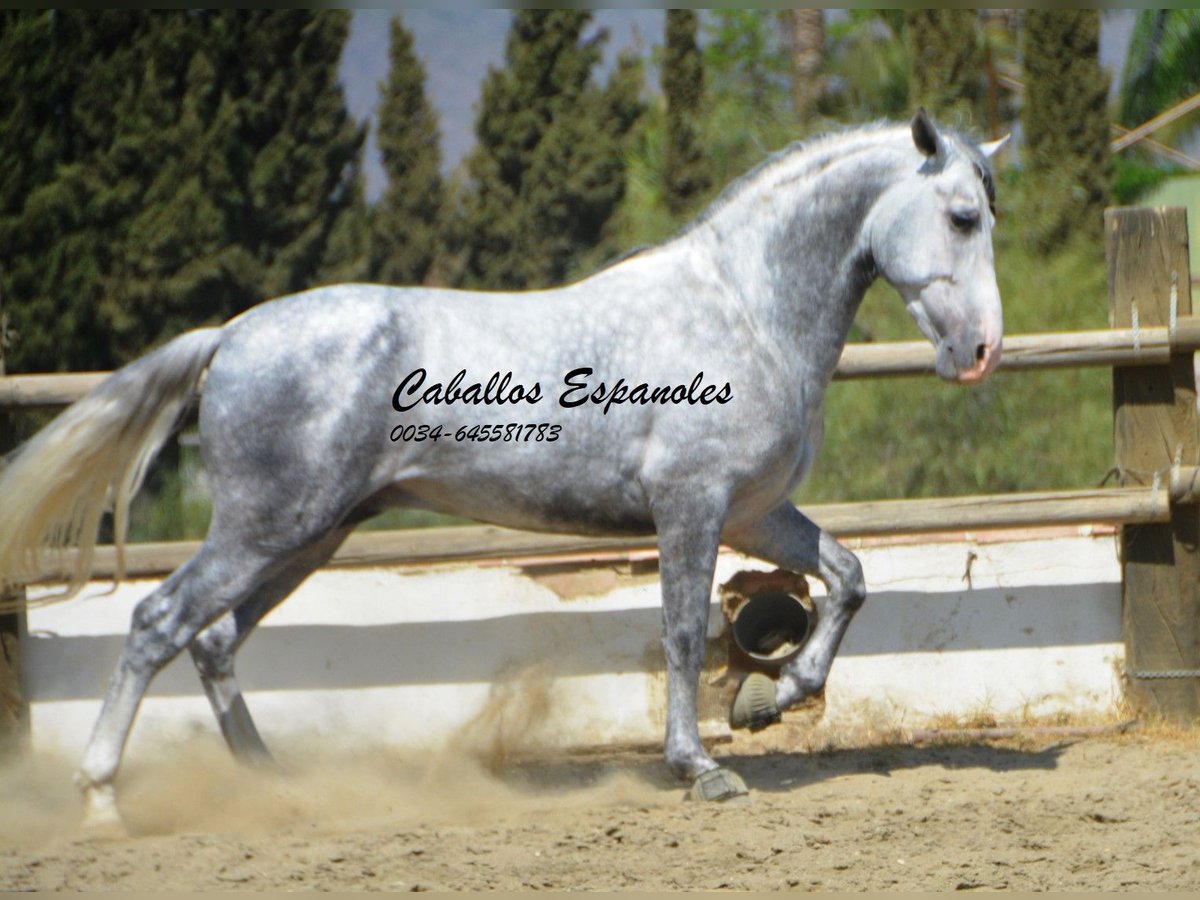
0,327,223,603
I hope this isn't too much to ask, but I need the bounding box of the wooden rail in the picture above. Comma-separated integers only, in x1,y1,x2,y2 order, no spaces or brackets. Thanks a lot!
837,320,1200,379
20,484,1169,586
0,371,104,408
5,319,1200,408
1109,91,1200,153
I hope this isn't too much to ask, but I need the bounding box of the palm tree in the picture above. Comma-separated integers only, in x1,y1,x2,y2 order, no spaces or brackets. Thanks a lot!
784,9,825,123
1118,9,1200,148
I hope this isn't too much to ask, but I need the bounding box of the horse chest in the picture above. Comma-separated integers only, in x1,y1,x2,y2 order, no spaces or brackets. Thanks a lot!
718,389,824,526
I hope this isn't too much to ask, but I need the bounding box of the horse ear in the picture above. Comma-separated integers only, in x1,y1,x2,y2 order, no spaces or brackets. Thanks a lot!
979,134,1010,159
911,108,939,158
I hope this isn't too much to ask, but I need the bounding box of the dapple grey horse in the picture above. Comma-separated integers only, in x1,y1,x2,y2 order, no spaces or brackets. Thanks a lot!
0,112,1005,825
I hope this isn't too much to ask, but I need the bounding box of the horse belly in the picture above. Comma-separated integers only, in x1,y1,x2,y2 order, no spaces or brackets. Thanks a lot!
400,469,655,537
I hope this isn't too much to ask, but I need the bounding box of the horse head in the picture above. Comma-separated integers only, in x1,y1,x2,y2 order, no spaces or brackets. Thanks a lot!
867,110,1007,384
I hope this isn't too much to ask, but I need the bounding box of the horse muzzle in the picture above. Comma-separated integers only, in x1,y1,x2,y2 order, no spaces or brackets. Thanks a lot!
906,289,1003,385
936,334,1002,384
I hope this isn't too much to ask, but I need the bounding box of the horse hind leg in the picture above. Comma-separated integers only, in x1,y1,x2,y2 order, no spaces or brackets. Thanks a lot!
75,538,302,828
189,612,273,767
188,526,354,767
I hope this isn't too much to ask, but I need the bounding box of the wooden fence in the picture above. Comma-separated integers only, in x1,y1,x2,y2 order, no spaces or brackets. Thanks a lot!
0,206,1197,747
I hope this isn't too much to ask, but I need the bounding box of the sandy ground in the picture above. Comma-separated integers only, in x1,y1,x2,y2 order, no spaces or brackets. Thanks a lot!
2,721,1199,892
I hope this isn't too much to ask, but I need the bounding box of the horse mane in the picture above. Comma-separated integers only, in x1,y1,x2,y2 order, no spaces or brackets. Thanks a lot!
599,122,900,270
679,120,898,236
600,117,992,272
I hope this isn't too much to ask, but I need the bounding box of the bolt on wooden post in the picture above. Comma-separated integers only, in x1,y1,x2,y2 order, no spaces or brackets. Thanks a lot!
1108,205,1200,721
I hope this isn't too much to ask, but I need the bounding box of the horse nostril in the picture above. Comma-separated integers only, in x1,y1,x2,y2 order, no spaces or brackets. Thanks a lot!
975,343,988,362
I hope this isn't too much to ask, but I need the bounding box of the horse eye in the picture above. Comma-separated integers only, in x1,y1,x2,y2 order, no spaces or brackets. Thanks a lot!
950,208,980,232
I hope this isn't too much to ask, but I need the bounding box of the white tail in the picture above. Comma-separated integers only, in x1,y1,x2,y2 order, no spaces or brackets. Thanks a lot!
0,327,223,604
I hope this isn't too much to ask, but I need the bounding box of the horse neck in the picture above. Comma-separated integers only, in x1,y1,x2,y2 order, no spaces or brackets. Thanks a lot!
699,137,909,381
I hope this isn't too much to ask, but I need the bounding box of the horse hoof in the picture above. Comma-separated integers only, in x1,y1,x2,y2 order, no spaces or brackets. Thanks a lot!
686,767,750,803
79,784,127,837
730,672,781,731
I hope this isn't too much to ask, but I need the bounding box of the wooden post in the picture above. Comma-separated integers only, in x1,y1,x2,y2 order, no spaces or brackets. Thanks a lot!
0,287,29,754
1109,206,1200,721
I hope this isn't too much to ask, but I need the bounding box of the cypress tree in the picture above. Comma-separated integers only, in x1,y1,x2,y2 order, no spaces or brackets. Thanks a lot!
569,47,647,271
906,9,985,125
457,10,642,290
0,11,161,371
370,14,444,287
1023,10,1112,251
662,10,712,215
0,11,367,372
1119,11,1200,133
101,13,227,362
0,11,68,370
107,11,369,361
219,11,367,299
703,10,789,120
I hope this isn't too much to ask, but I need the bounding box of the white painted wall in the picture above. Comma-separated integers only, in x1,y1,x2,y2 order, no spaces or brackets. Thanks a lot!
23,528,1123,761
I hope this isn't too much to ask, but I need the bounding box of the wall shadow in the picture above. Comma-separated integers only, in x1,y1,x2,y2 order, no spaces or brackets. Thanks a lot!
26,581,1119,702
499,739,1073,796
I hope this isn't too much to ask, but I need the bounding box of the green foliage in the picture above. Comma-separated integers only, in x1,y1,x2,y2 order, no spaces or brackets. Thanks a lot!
681,9,807,211
602,106,681,251
127,442,210,543
0,12,157,371
573,48,649,275
454,10,644,290
662,10,711,216
702,10,790,125
613,78,795,257
797,233,1112,504
1021,10,1112,253
609,8,806,244
369,14,444,287
0,11,366,373
1112,156,1182,205
600,16,1115,505
114,11,369,361
819,12,910,123
1119,10,1200,136
905,9,985,127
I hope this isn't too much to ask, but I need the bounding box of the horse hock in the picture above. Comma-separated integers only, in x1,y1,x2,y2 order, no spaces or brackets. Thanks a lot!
719,570,816,731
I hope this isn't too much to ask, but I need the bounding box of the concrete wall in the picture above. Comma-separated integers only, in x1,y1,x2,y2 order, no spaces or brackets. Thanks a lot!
24,527,1123,762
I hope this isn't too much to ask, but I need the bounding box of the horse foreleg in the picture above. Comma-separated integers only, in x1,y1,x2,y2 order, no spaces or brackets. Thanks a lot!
725,502,866,720
188,526,353,766
655,503,749,802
